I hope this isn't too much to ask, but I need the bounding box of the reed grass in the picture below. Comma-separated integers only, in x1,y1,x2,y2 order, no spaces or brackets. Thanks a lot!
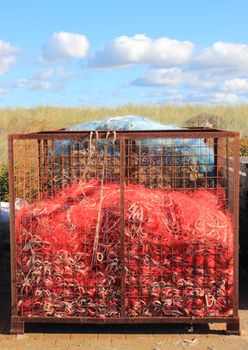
1,104,248,164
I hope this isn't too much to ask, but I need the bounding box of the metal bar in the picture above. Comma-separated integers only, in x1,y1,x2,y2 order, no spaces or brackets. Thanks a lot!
232,134,240,317
37,140,42,200
120,139,126,317
214,138,218,187
225,138,230,208
10,130,238,140
11,315,239,324
22,128,238,135
8,135,17,315
43,140,49,197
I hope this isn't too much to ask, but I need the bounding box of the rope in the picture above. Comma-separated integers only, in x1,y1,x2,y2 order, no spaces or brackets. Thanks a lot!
91,131,114,267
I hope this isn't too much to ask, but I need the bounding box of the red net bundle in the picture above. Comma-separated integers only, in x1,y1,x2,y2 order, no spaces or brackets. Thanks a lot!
15,180,233,318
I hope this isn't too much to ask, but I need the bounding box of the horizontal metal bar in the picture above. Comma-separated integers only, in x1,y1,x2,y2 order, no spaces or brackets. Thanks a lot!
12,316,239,324
21,127,236,134
10,129,238,140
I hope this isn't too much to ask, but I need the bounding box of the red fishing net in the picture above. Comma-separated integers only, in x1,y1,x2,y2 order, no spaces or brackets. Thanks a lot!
16,180,233,318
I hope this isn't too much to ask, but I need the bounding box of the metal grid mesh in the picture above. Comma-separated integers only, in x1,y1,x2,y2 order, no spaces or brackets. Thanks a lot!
123,137,234,318
10,131,237,320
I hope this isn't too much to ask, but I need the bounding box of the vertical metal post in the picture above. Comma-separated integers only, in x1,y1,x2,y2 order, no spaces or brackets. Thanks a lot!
43,139,49,196
120,138,126,317
232,134,240,317
8,135,17,315
68,142,72,184
225,138,230,207
37,140,42,200
214,138,218,188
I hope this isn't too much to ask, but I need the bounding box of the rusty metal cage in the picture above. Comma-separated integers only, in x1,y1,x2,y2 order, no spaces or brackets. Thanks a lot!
8,128,240,334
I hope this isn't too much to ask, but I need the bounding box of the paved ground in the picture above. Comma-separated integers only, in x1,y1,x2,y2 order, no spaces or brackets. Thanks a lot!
1,240,248,349
1,318,248,350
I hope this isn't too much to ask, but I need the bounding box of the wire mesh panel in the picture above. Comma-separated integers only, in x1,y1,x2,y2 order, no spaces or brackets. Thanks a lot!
9,129,240,334
12,133,122,319
124,136,235,318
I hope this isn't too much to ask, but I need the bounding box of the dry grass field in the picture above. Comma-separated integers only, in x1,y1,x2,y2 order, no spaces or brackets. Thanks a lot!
0,104,248,164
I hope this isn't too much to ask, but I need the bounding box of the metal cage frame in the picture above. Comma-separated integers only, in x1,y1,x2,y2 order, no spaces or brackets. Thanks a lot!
8,128,240,334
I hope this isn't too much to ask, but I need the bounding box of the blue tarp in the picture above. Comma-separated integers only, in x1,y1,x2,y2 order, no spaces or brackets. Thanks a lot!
57,115,214,173
67,115,180,131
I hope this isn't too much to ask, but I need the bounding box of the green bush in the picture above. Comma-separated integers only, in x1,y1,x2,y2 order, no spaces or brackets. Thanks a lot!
0,164,8,202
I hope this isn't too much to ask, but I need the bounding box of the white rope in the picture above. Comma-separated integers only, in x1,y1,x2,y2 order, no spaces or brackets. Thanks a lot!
91,131,110,267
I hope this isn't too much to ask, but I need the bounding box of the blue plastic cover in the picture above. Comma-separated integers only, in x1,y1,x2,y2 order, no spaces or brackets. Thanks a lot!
56,115,214,173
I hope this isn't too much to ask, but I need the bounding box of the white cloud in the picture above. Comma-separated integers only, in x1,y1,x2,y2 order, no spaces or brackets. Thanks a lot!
89,34,194,68
39,81,51,89
3,33,247,105
132,67,216,90
41,32,89,62
0,87,11,94
208,92,238,104
125,40,248,103
222,78,248,92
15,78,51,90
188,78,216,89
34,68,54,80
0,39,18,75
138,88,235,105
195,41,248,73
87,36,248,103
127,39,248,104
14,66,71,92
156,92,239,105
34,67,71,80
188,92,239,105
54,66,72,78
132,67,194,86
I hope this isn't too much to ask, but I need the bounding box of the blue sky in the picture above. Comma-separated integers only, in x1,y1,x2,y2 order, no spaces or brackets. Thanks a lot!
1,0,248,107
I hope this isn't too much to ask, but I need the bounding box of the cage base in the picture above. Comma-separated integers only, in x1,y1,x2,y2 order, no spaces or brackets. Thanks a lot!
10,320,24,335
226,322,240,335
11,316,240,335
